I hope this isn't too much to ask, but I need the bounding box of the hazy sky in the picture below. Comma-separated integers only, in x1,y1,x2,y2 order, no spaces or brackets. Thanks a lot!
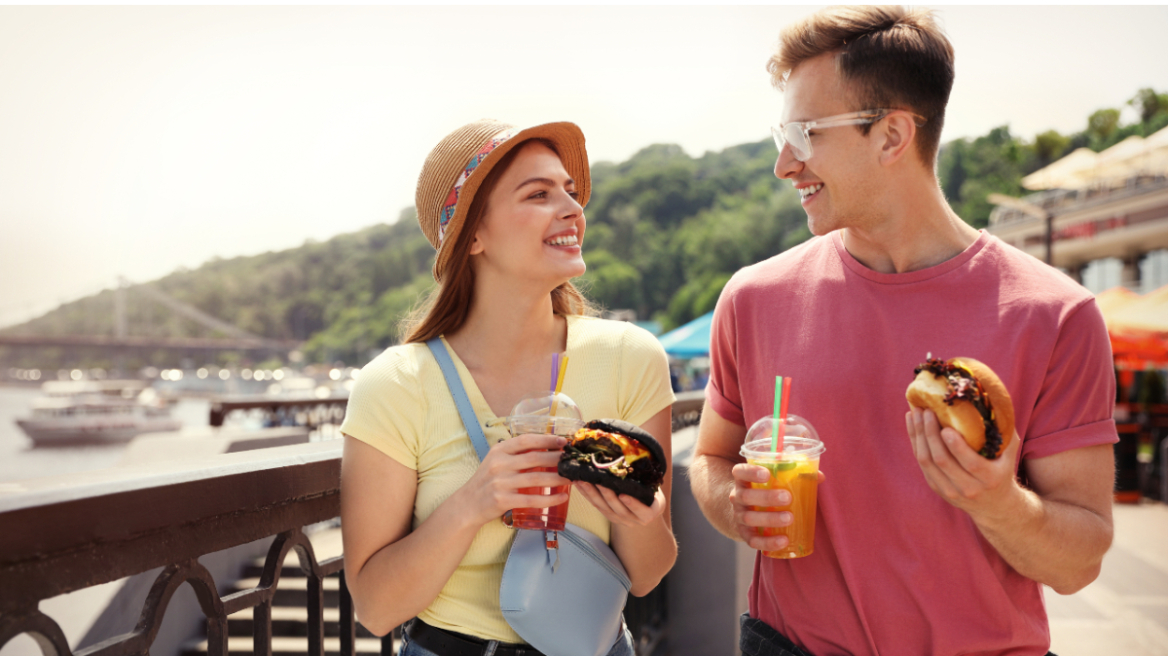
3,5,1168,328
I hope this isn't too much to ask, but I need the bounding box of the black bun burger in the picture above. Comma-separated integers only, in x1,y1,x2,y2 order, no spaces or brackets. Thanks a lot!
558,419,666,507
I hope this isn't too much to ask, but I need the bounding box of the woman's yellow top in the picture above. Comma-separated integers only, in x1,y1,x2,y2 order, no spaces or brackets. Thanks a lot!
340,314,675,642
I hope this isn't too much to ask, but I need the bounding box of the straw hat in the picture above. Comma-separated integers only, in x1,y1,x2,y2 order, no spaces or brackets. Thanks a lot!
415,119,591,282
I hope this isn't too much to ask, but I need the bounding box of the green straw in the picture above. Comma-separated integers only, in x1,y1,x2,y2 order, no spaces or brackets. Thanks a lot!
772,376,783,451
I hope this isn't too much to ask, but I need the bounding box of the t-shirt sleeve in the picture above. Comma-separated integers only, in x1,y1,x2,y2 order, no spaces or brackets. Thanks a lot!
707,279,745,426
1022,298,1119,459
339,350,426,470
618,325,676,428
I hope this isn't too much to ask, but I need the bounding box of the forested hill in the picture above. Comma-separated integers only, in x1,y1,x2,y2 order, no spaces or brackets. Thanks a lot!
6,139,807,366
9,87,1168,366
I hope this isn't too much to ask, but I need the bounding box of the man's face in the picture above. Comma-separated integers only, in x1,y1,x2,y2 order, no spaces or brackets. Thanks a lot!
774,54,882,236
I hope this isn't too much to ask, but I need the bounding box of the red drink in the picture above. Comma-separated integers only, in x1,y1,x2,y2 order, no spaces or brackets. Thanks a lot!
506,414,582,531
512,466,571,531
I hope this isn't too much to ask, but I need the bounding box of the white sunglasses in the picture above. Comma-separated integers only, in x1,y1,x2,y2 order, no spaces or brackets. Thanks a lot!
772,109,926,162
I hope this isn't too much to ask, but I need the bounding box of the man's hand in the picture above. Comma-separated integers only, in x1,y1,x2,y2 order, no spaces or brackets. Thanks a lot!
905,405,1114,594
730,463,796,551
729,463,826,552
691,403,828,550
905,406,1024,522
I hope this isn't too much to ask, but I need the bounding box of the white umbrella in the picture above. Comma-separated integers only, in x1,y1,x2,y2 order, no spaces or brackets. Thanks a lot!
1093,135,1151,185
1145,125,1168,148
1022,147,1099,190
1144,125,1168,173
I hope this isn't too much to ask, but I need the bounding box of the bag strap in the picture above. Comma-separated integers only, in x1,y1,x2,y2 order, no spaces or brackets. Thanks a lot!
426,337,491,462
427,337,626,583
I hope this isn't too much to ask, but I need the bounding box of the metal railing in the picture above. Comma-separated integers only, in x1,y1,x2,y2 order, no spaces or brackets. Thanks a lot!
0,442,342,656
989,174,1168,227
0,395,707,656
208,396,348,429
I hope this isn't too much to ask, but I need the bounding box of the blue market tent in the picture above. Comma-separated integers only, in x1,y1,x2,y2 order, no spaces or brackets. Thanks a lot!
657,311,714,358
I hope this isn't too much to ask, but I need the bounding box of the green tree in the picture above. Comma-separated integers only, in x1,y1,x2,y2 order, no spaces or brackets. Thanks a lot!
1129,88,1168,125
1033,130,1071,168
938,126,1028,227
580,249,643,312
1087,108,1121,143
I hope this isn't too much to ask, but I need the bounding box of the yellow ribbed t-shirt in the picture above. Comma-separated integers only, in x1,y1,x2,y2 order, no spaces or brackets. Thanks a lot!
340,314,675,642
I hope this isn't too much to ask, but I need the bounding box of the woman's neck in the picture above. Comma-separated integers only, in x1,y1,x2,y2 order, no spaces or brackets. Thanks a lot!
445,277,565,372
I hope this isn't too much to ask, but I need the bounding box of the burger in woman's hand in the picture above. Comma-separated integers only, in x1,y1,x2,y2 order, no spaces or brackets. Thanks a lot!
558,419,666,506
906,357,1016,459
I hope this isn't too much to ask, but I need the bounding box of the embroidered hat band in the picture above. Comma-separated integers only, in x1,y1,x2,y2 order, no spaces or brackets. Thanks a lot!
438,128,519,247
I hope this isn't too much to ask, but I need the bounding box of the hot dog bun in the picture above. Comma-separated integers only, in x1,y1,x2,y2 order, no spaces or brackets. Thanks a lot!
906,357,1015,459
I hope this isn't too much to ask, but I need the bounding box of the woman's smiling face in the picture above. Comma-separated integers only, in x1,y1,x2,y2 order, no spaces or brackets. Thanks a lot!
470,140,587,286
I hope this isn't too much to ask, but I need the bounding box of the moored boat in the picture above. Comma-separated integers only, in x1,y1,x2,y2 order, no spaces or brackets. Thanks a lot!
15,380,182,446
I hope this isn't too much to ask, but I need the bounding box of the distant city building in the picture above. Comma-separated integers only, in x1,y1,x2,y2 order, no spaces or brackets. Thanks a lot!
988,127,1168,295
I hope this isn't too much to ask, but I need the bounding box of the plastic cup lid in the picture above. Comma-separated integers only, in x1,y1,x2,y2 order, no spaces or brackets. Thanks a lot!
509,391,582,420
740,414,824,458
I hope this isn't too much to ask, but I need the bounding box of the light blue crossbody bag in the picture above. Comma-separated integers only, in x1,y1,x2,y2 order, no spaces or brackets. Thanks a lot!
427,338,631,656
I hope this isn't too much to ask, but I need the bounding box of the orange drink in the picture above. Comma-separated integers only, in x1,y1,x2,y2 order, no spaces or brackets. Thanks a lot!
740,417,824,559
747,452,821,558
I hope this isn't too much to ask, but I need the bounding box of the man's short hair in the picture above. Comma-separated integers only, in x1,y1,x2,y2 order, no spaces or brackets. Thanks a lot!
767,6,955,166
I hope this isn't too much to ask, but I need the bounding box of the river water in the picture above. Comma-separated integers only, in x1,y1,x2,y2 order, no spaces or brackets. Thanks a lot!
0,386,212,484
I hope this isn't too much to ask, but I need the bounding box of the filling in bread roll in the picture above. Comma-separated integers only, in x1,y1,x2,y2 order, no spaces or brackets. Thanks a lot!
563,428,652,480
914,358,1004,459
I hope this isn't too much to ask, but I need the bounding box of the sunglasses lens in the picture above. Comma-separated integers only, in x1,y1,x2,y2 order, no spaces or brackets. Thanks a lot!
772,125,810,161
770,126,786,153
786,124,810,161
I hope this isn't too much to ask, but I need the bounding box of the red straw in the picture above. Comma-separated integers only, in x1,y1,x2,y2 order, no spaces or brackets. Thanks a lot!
777,376,792,449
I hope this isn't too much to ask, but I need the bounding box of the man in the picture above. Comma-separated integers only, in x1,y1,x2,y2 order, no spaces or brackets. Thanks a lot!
689,6,1117,656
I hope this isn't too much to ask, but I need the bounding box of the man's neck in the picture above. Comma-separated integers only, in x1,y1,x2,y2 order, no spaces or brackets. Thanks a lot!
840,177,981,274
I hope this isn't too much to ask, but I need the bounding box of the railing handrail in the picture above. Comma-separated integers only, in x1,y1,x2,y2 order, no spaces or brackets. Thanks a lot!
0,441,340,515
0,441,342,612
672,389,705,410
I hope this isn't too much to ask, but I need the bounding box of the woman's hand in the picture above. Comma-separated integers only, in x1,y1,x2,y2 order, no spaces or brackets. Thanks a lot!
573,481,666,527
456,433,572,526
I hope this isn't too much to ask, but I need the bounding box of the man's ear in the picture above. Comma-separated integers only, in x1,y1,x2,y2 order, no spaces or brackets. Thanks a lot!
878,111,917,166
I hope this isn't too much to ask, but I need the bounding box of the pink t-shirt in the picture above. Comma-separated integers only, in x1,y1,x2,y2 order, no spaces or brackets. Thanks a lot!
707,230,1118,656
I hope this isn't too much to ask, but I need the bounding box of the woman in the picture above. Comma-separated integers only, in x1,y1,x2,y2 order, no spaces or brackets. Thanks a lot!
340,119,677,656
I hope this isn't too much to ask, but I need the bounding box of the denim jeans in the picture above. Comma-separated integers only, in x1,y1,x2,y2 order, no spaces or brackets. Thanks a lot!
397,621,635,656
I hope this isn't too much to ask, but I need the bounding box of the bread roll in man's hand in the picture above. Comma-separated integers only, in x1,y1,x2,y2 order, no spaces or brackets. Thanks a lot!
906,357,1015,459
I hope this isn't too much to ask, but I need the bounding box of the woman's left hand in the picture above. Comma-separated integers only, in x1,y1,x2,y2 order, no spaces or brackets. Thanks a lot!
573,481,666,527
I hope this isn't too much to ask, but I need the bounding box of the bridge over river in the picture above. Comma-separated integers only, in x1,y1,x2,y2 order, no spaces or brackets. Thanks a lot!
1,278,303,359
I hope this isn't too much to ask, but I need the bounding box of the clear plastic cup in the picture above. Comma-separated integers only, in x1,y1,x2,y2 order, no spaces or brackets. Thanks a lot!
740,415,825,558
504,392,583,531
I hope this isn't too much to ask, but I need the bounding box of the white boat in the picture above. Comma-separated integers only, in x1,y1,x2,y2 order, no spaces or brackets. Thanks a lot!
15,380,182,446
